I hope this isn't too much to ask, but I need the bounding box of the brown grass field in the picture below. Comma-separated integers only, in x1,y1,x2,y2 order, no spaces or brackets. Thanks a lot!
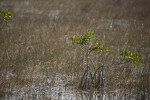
0,0,150,99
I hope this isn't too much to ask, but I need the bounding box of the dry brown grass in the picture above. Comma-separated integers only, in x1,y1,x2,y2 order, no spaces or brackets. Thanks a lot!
0,0,150,98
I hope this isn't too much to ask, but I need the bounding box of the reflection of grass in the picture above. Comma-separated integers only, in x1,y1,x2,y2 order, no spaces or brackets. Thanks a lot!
0,0,150,98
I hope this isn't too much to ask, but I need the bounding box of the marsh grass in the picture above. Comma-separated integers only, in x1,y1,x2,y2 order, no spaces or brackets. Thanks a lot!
0,0,150,99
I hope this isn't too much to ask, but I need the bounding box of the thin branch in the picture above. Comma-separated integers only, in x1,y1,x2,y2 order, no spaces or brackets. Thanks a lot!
79,46,85,52
105,60,129,67
96,65,104,88
79,70,87,88
91,64,104,84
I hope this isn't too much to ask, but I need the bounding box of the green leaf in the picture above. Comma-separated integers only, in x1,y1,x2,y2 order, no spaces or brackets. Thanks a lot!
120,50,140,66
73,35,76,40
109,22,113,28
95,39,100,45
0,10,4,14
130,52,133,56
0,10,12,22
127,51,130,56
105,48,109,53
136,52,140,57
7,11,12,17
134,61,138,66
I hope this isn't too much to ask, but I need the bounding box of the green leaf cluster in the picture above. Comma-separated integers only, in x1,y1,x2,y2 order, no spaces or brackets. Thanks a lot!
0,10,12,22
71,29,109,53
120,50,140,66
90,39,109,53
71,29,94,47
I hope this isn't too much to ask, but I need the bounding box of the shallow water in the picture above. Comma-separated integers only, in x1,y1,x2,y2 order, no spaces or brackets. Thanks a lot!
1,73,149,100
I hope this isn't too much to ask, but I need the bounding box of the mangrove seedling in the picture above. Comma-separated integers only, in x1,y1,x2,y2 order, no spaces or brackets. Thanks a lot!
0,9,12,29
71,29,140,89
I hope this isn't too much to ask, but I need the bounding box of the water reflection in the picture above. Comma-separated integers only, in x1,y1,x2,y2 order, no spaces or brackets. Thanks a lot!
0,71,149,100
1,75,149,100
